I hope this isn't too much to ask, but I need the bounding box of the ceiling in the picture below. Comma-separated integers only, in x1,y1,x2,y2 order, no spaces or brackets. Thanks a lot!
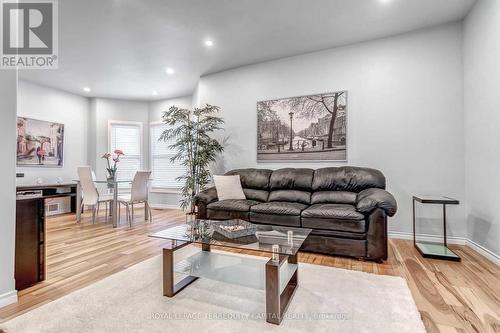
19,0,476,101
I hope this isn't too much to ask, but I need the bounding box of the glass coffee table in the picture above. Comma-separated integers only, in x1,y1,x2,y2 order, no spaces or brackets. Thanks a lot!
150,219,311,325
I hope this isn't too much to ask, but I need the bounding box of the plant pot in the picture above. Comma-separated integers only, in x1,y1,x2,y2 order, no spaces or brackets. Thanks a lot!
185,212,197,225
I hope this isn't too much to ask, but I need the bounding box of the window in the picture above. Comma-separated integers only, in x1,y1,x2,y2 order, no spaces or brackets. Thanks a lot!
150,122,185,189
109,121,142,182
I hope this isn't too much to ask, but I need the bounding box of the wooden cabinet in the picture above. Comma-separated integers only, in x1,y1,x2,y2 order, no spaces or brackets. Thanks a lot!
14,183,76,291
15,199,45,291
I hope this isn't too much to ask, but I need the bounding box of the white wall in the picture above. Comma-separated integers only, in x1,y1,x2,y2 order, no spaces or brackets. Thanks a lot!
87,98,97,171
17,80,90,184
89,98,149,180
197,23,466,236
464,0,500,256
149,96,192,122
0,71,18,307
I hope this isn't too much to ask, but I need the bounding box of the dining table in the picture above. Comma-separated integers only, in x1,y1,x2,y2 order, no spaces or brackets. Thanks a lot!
73,179,144,228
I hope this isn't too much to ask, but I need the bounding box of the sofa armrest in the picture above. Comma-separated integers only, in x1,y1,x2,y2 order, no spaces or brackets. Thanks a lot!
194,187,218,206
194,187,218,219
356,188,397,217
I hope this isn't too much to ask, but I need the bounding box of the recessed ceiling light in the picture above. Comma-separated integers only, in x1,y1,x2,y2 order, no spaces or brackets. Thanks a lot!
165,67,175,75
152,90,158,96
83,87,91,92
378,0,392,3
204,40,214,47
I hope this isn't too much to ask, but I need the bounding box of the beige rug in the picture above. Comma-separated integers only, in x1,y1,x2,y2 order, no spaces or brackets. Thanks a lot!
1,249,425,333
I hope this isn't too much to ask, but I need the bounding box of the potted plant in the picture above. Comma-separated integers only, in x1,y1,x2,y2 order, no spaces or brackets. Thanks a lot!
159,105,224,214
102,150,124,187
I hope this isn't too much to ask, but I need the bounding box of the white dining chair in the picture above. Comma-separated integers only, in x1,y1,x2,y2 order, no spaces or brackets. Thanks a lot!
118,171,152,227
77,166,113,224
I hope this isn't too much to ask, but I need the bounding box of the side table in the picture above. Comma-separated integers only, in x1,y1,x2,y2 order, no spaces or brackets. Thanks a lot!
412,195,461,262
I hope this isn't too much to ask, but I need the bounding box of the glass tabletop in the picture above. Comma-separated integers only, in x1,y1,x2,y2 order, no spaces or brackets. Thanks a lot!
72,179,132,183
93,179,132,183
150,219,312,256
413,195,459,204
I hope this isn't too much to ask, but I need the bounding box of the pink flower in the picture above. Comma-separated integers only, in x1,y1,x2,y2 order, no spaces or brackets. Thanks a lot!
114,149,124,156
37,150,47,156
113,157,120,163
101,153,111,159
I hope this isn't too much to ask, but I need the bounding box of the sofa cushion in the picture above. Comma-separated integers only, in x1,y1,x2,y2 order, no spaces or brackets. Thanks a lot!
251,202,308,216
207,199,259,212
311,191,357,205
312,167,386,192
269,168,314,191
302,203,364,220
225,168,272,189
301,204,365,233
250,212,301,227
225,169,272,201
242,188,269,202
268,190,311,205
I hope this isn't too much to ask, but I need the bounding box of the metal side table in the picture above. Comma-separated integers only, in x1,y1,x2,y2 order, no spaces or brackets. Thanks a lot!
412,195,461,262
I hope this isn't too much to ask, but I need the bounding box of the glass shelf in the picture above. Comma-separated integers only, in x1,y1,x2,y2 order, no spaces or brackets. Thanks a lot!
175,250,297,294
415,242,460,261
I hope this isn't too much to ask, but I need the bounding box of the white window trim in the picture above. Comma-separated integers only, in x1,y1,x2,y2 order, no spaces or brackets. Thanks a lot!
149,121,184,192
150,187,182,194
108,120,144,176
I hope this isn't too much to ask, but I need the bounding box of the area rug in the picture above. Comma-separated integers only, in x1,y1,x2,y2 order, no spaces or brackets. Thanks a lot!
0,249,425,333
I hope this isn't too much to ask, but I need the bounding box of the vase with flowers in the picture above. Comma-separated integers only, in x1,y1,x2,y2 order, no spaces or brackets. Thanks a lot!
101,150,124,188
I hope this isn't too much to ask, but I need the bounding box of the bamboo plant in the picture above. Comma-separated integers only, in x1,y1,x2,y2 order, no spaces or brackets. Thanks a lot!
159,104,224,213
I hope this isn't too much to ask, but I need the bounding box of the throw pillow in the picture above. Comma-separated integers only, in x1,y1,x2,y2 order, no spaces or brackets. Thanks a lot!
213,175,246,201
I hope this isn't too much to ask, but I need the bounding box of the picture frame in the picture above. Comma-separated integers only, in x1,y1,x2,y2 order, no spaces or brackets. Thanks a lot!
16,117,65,167
257,91,347,162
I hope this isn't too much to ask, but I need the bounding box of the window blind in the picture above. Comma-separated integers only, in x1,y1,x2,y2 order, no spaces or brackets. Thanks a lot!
150,123,185,189
109,122,142,182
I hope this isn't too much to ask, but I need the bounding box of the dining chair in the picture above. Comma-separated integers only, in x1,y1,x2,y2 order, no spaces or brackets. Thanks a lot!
77,166,113,223
118,171,152,227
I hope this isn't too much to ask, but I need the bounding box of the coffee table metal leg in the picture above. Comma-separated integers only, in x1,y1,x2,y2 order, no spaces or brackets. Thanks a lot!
265,255,298,325
412,198,416,246
442,204,447,247
162,241,197,297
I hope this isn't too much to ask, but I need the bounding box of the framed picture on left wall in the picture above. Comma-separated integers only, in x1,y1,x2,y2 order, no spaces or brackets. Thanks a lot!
16,117,65,167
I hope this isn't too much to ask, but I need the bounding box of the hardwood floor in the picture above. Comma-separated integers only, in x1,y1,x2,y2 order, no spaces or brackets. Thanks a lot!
0,208,499,333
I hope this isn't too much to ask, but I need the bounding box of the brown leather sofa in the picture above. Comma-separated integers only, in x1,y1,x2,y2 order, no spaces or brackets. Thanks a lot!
194,167,397,262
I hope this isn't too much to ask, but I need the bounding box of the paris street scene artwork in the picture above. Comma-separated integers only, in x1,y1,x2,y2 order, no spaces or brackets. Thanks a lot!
257,91,347,161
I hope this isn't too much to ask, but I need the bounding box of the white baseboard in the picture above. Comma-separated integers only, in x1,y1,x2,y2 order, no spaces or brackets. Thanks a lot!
465,238,500,266
149,203,181,210
388,231,499,266
0,290,17,308
388,231,466,245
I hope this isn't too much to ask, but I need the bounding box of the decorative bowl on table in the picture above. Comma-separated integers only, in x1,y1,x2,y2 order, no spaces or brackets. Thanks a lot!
213,219,256,239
